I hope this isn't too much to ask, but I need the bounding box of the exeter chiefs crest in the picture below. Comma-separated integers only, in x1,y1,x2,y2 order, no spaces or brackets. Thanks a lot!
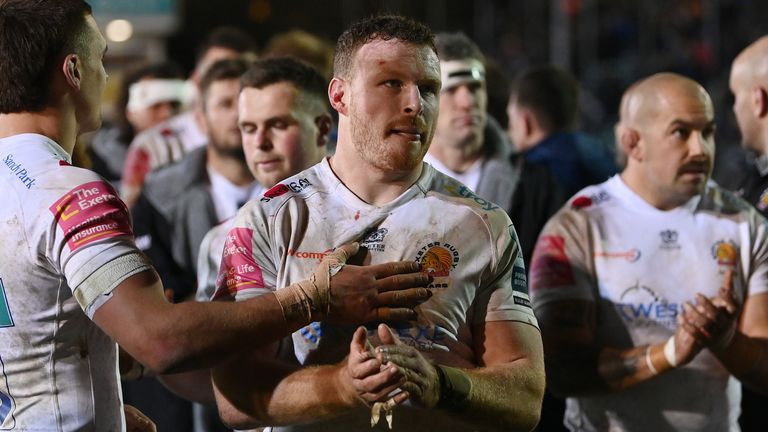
415,241,460,288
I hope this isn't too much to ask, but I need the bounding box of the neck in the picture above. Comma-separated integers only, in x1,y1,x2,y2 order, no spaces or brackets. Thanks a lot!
620,168,689,211
207,146,253,186
426,137,483,173
330,139,422,207
0,108,76,154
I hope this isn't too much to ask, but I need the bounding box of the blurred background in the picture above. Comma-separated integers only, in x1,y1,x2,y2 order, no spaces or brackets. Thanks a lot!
90,0,765,179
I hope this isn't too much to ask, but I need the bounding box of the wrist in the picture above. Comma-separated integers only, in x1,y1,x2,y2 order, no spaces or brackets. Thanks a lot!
434,364,472,412
645,339,675,377
335,363,367,408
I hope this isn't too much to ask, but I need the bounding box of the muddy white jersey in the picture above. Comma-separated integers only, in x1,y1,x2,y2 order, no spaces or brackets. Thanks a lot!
214,158,537,431
0,134,150,431
530,175,768,432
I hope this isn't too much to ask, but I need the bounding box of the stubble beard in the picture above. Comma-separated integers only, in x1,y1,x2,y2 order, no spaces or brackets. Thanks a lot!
350,111,426,173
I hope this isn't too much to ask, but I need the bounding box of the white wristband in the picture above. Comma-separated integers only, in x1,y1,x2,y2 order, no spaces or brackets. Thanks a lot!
664,337,677,367
645,345,659,375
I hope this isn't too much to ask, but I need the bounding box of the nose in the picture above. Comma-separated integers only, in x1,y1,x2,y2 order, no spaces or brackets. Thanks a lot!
403,84,422,116
454,85,476,109
255,128,273,151
688,131,711,158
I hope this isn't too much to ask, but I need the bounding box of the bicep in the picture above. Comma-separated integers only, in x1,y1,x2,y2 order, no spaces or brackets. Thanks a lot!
474,320,544,368
92,269,169,348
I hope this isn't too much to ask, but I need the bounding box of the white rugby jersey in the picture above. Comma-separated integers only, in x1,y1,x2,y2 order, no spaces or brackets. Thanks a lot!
0,134,149,430
214,158,537,431
530,175,768,432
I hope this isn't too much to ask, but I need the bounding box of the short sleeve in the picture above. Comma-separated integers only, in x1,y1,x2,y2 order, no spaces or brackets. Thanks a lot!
529,208,596,308
48,179,146,314
474,221,539,329
212,204,277,302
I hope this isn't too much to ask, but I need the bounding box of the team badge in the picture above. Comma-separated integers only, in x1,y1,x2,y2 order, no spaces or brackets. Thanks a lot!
415,241,460,288
711,240,738,267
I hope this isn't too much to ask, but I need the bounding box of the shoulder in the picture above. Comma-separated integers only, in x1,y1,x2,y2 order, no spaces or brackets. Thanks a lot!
425,168,513,233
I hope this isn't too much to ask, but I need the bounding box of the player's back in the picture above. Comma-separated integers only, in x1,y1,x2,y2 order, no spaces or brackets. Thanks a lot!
0,134,124,430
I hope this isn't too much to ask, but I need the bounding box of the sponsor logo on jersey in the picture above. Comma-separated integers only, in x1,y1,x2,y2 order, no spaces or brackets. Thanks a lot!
615,282,679,329
512,262,529,295
443,183,499,211
659,229,680,250
3,154,36,189
0,278,14,328
415,241,460,288
711,240,738,267
287,248,334,261
299,322,323,344
213,227,265,299
369,323,449,351
361,228,388,252
260,178,312,202
594,248,642,262
529,235,575,289
48,181,132,251
571,191,610,210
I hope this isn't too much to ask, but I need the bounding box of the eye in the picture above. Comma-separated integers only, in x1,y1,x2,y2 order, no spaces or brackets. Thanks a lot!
240,124,256,134
672,127,690,140
419,84,439,96
702,125,716,139
383,79,403,89
272,120,288,130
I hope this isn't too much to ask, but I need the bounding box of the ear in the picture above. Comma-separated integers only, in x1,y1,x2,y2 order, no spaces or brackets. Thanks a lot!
618,125,642,161
62,54,82,91
753,87,768,118
328,78,347,116
521,108,537,137
314,113,333,148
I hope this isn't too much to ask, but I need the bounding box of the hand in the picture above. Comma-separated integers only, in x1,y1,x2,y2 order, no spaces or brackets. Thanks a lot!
376,324,441,409
340,326,409,406
124,404,157,432
326,243,433,324
679,270,739,352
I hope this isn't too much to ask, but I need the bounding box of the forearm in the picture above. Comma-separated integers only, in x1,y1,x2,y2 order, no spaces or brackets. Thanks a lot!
448,359,544,432
713,332,768,393
548,342,672,396
132,295,301,373
213,358,362,428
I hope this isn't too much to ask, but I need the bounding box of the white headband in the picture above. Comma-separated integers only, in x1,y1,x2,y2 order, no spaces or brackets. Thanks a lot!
127,79,193,112
440,59,485,91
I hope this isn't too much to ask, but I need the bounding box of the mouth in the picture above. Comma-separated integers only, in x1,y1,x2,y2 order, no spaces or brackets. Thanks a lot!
453,115,482,127
390,128,423,142
254,158,281,170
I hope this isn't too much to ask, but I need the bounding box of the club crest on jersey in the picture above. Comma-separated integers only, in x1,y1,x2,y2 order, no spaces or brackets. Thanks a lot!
361,228,388,252
415,241,460,288
711,240,738,267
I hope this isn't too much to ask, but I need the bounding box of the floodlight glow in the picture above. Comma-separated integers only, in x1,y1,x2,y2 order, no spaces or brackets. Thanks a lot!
106,19,133,42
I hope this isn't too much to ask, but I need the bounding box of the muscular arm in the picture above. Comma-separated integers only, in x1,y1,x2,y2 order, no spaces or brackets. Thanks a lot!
537,299,697,397
212,328,401,429
95,249,430,376
457,320,545,431
711,292,768,393
94,269,290,374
